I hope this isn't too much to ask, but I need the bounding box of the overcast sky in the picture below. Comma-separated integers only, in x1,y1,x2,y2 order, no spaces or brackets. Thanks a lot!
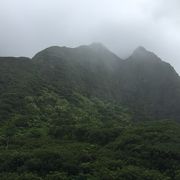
0,0,180,73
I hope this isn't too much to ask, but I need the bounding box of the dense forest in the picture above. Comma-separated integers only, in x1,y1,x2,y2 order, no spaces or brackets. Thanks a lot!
0,44,180,179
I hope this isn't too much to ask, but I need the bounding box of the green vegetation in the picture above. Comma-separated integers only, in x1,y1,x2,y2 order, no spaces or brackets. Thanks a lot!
0,90,179,179
0,45,180,179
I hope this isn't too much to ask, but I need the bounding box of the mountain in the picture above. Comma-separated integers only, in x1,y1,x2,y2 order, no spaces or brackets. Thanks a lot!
0,44,180,179
118,47,180,120
0,44,180,121
32,44,180,121
32,43,122,101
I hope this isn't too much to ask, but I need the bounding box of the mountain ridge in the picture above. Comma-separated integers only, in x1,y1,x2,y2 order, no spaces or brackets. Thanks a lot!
0,43,180,179
0,43,180,121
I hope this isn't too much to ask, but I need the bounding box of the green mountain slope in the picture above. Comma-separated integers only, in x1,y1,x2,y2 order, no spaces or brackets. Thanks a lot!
1,44,180,121
0,44,180,179
31,44,180,121
119,47,180,120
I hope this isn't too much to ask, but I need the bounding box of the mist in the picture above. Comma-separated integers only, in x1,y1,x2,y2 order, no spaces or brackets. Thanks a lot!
0,0,180,73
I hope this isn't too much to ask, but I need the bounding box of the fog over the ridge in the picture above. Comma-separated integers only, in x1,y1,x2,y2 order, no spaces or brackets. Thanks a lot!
0,0,180,73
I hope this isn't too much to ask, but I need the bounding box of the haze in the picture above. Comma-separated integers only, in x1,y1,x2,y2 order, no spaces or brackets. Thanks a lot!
0,0,180,73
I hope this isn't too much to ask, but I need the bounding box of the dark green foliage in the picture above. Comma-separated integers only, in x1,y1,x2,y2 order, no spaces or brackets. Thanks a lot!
0,90,179,179
0,44,180,179
1,45,180,121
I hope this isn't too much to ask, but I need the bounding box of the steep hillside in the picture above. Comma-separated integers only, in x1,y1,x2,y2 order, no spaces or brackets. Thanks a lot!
1,44,180,121
31,44,180,121
119,47,180,120
32,43,121,100
0,44,180,179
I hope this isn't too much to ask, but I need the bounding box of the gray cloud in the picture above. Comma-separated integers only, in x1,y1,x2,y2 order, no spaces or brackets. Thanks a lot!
0,0,180,73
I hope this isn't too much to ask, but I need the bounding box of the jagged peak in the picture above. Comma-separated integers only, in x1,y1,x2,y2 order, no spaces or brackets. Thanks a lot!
130,46,161,62
133,46,150,55
135,46,147,52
